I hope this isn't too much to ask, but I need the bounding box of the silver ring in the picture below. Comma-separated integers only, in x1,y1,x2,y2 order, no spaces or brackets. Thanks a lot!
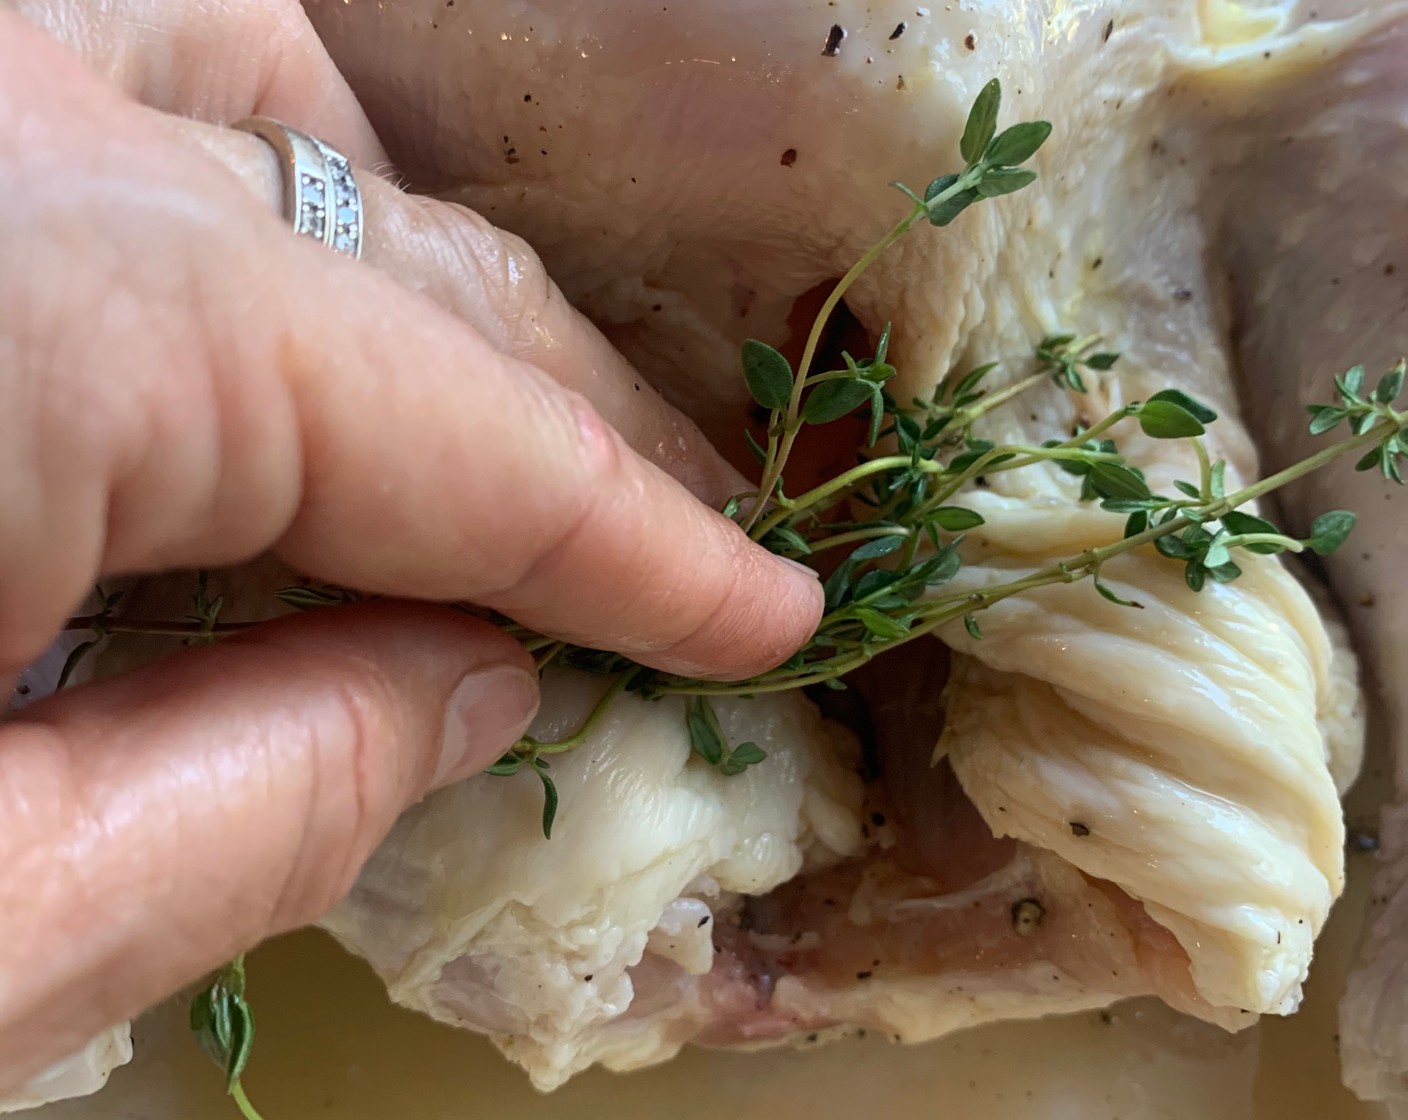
312,138,364,260
232,117,363,260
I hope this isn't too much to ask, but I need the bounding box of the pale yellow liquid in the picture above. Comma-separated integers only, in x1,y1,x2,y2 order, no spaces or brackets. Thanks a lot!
35,827,1385,1120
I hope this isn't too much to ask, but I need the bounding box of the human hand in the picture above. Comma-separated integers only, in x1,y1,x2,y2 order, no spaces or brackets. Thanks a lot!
0,4,820,1093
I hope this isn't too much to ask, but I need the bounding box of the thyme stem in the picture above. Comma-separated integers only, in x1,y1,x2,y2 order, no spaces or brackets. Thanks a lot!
660,415,1400,697
519,674,630,755
741,168,986,536
229,1083,266,1120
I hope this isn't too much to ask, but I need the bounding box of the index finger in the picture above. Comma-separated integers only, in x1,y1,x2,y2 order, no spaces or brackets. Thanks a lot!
0,25,821,680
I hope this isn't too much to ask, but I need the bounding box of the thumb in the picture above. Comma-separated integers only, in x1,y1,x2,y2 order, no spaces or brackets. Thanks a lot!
0,602,537,1094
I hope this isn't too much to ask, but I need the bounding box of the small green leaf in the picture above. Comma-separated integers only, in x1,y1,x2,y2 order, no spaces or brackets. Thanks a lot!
1089,462,1152,501
190,988,221,1070
1352,411,1378,435
190,958,254,1093
536,765,559,839
1307,405,1348,435
1206,560,1243,583
1100,497,1154,513
224,1008,254,1091
1202,534,1232,569
822,563,857,612
741,339,794,411
55,639,98,691
1137,400,1206,439
1377,363,1405,404
853,569,905,601
975,167,1037,197
928,187,979,227
721,496,742,520
855,607,910,639
744,429,768,464
275,585,351,609
1050,362,1087,393
1155,533,1192,560
867,385,887,447
930,506,986,531
719,741,767,777
1184,560,1208,592
924,173,960,202
764,527,812,556
803,378,873,424
952,362,998,399
1124,510,1149,538
874,322,893,364
1339,364,1366,398
920,545,963,586
485,752,525,776
1221,510,1285,554
1085,352,1120,371
686,697,726,765
960,79,1002,163
963,613,983,639
1094,573,1143,608
985,120,1052,165
1386,446,1405,485
853,535,906,561
1146,388,1218,424
1209,459,1226,498
1307,510,1356,555
1172,480,1202,499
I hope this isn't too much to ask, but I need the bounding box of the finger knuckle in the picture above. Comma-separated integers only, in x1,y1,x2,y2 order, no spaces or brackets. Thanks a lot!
424,199,557,352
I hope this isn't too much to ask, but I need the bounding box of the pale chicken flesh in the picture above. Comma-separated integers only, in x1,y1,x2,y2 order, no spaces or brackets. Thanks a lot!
291,0,1404,1095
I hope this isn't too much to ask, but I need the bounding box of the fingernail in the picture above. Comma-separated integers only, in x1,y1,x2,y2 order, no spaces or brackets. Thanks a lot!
777,556,821,579
435,665,541,788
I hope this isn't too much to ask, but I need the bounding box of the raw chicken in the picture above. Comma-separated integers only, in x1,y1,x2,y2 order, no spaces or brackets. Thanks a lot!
320,669,866,1089
0,1029,131,1117
296,0,1386,1090
1198,4,1408,1111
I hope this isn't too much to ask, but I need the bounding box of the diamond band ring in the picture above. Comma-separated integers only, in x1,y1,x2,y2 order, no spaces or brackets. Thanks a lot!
232,117,364,260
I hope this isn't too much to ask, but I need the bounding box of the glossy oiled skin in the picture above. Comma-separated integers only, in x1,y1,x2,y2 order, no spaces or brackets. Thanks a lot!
301,0,1408,1103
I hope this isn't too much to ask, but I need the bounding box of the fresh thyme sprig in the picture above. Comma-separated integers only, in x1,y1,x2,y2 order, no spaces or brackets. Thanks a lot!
737,78,1050,536
54,78,1407,820
189,955,264,1120
54,585,122,690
